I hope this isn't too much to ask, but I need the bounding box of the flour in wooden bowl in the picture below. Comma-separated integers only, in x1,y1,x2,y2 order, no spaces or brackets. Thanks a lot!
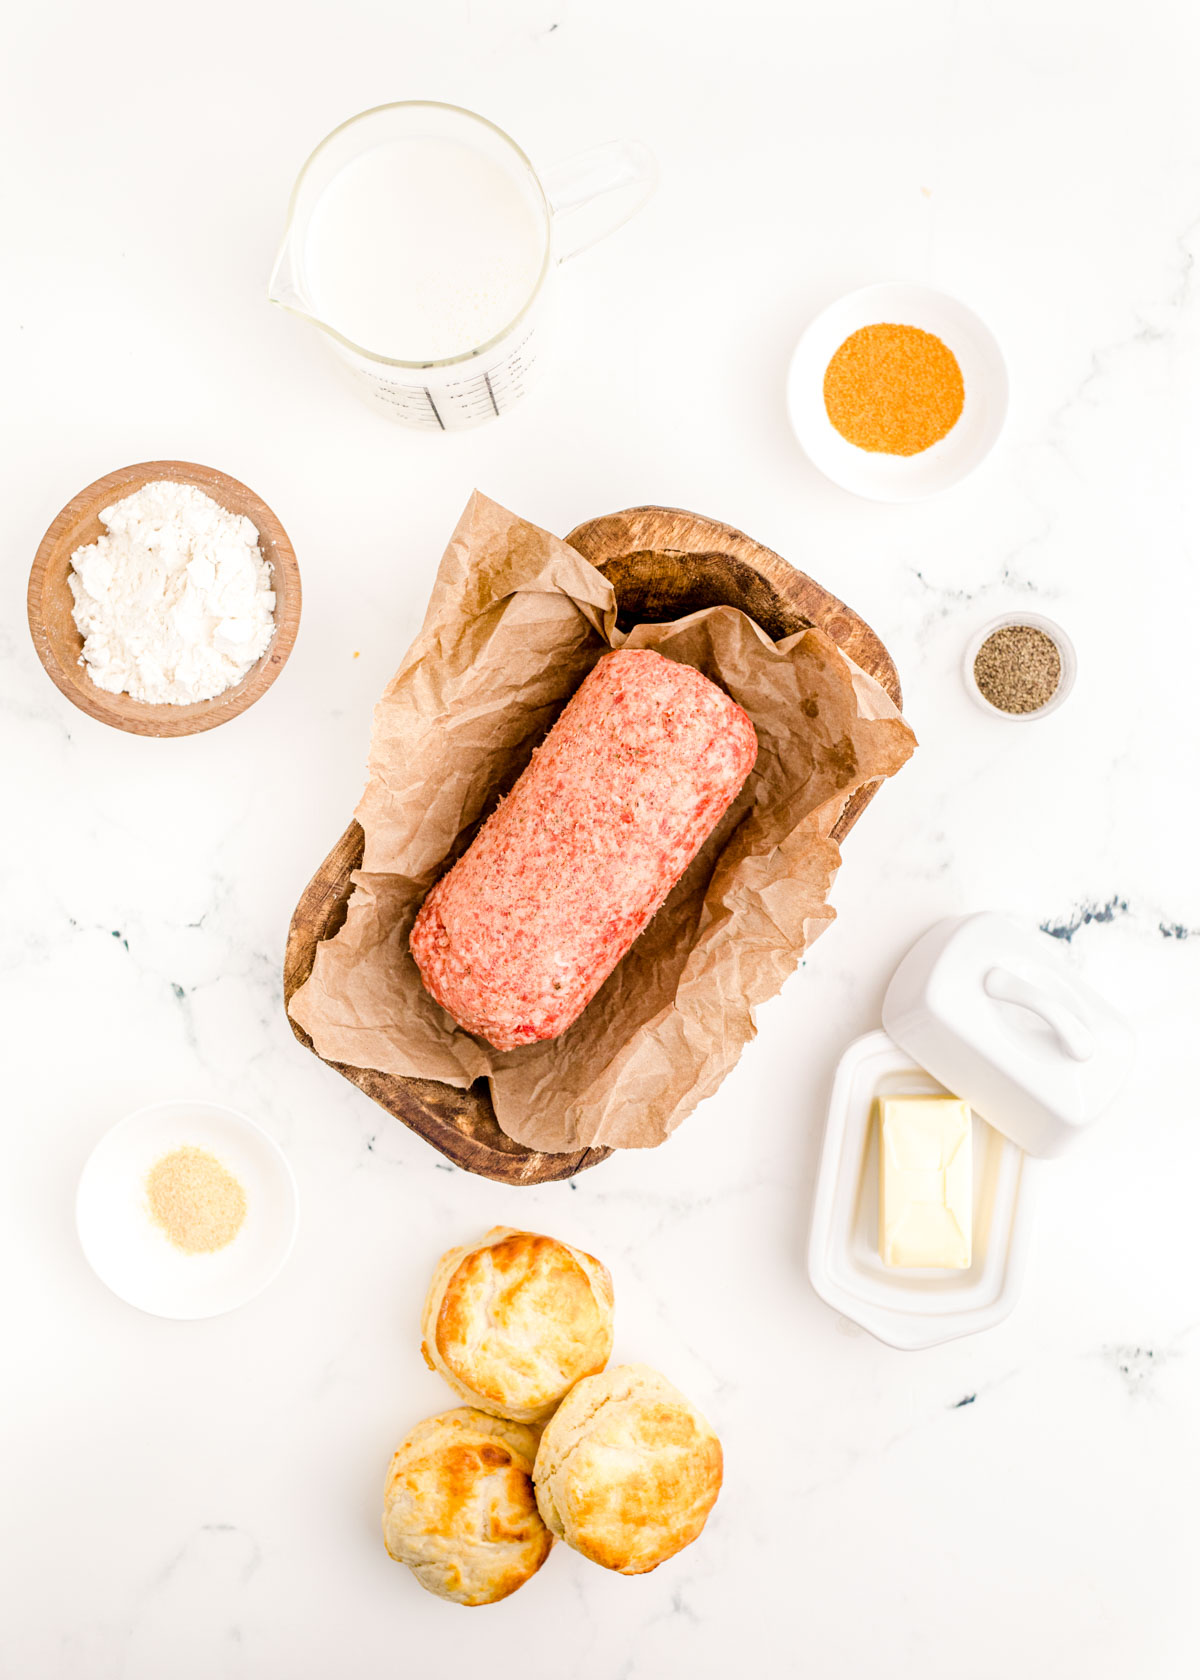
68,480,276,704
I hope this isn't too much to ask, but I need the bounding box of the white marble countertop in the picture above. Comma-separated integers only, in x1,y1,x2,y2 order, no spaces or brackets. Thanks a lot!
5,1,1199,1675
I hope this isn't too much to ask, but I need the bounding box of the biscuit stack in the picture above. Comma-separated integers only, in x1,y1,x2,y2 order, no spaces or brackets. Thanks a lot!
382,1225,723,1606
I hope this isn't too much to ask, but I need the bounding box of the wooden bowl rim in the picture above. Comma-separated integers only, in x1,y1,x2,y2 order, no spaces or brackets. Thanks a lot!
27,459,301,738
566,502,902,707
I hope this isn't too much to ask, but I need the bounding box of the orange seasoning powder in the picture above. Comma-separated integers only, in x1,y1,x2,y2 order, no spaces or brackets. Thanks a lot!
823,323,964,456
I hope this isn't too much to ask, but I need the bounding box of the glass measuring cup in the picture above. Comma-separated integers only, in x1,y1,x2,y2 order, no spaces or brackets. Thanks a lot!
268,102,656,430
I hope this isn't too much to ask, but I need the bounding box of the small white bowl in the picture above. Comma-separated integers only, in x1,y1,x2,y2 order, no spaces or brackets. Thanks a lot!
964,612,1077,720
76,1100,298,1319
786,282,1008,502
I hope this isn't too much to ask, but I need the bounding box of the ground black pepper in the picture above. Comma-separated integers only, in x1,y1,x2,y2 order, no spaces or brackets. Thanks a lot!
973,624,1061,714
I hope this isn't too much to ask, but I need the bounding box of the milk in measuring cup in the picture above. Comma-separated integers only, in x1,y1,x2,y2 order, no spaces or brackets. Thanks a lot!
303,135,547,363
271,102,655,428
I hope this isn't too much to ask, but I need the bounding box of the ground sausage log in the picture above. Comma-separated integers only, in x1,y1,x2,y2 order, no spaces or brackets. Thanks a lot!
410,648,758,1052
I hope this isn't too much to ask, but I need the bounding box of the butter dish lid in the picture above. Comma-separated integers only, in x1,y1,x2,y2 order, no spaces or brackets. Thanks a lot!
881,912,1135,1158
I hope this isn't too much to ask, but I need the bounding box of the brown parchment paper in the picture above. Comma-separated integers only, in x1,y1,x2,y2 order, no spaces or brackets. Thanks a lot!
287,492,916,1152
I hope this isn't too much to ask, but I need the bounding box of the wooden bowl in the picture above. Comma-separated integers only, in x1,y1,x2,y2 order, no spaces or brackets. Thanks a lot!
27,460,301,737
284,505,903,1186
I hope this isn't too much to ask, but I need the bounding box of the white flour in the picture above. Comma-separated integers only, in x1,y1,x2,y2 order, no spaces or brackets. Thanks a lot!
69,480,277,705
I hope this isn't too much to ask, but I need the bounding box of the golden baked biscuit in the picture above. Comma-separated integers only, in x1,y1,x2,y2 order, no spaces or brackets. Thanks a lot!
382,1408,552,1606
533,1363,722,1575
421,1226,614,1423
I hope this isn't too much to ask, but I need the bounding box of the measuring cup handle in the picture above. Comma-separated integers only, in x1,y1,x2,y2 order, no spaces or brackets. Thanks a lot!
542,140,657,262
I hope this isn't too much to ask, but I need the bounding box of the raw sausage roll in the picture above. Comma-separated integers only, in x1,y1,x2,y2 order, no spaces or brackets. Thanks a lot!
410,648,757,1051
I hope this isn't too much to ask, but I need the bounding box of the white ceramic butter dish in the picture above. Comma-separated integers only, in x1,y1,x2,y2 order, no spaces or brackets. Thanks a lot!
807,1030,1037,1350
807,913,1134,1349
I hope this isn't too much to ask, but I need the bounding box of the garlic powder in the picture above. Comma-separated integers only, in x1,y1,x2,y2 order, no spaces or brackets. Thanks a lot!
68,480,276,704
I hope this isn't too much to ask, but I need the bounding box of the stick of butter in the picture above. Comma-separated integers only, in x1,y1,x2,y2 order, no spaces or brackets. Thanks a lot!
878,1096,973,1269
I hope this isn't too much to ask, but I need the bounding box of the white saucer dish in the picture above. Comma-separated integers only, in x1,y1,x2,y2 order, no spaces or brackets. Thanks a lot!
807,1031,1036,1350
76,1100,299,1319
786,282,1008,502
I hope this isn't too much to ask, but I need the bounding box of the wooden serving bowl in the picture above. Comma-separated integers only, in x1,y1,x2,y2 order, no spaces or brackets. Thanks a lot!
27,460,301,737
284,506,902,1186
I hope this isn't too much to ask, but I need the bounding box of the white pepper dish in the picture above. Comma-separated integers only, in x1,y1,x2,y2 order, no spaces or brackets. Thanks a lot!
76,1100,299,1319
964,612,1076,720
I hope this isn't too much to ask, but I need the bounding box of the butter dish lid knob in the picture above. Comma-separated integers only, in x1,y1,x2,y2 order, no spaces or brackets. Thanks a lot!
982,966,1094,1063
881,912,1135,1158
